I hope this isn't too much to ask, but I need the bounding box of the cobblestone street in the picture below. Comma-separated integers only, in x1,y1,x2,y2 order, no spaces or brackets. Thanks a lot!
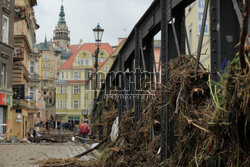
0,142,96,167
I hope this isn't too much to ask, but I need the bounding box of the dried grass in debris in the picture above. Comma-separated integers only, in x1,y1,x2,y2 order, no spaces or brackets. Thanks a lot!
40,53,249,166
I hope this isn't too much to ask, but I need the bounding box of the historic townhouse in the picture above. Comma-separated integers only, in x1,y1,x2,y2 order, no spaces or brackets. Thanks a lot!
12,0,40,139
55,43,113,124
86,40,126,114
0,0,14,140
37,38,61,121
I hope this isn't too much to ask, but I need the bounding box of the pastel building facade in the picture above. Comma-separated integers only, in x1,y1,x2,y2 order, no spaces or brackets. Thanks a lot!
55,43,113,124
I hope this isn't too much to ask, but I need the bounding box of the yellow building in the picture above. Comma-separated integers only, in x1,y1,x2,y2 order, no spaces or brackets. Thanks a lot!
55,43,114,124
86,40,126,114
12,0,40,139
185,0,210,69
37,39,61,121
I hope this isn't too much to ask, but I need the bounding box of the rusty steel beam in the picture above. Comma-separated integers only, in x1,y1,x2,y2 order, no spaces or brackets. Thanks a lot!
134,27,141,124
160,0,169,161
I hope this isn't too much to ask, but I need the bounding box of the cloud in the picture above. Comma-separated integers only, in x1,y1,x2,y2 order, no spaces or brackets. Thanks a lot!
34,0,153,46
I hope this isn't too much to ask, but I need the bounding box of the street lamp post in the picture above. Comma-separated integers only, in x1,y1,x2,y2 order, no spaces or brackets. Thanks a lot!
92,23,104,138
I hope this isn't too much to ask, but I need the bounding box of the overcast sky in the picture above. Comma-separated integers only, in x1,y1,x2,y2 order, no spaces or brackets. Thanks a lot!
34,0,154,46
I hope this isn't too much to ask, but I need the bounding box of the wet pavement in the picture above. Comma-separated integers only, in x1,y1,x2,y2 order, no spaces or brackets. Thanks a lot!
0,142,96,167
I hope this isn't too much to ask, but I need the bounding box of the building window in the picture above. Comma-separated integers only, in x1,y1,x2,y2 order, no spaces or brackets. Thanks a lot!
60,86,63,94
189,24,192,52
73,100,79,109
29,61,34,74
50,92,52,96
65,86,67,94
44,81,47,87
100,79,105,89
37,112,40,118
85,60,89,65
65,100,67,109
74,72,79,79
87,71,92,79
60,100,63,109
104,66,108,71
36,63,39,73
99,59,105,62
68,116,80,124
29,87,34,101
78,60,84,65
44,91,47,95
73,86,79,94
78,60,89,66
1,64,6,88
49,98,52,105
61,72,64,79
2,15,9,44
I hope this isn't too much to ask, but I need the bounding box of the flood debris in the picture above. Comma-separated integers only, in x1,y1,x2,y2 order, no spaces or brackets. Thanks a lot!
39,48,249,167
28,134,71,143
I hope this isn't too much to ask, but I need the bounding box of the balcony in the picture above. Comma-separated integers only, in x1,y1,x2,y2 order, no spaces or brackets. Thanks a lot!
12,99,28,109
13,47,24,62
30,51,40,59
30,73,40,82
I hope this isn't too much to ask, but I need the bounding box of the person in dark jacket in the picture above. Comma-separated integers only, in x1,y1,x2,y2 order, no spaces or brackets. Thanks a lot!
33,129,36,138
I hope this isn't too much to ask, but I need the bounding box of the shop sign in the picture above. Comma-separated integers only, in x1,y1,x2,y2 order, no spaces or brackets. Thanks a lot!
16,114,22,122
24,96,33,100
0,94,9,105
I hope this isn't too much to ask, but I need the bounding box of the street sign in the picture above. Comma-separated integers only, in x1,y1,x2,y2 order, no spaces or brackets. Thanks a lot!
25,96,33,100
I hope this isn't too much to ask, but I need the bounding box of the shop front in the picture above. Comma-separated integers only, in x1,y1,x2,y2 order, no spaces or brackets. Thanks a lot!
0,93,11,139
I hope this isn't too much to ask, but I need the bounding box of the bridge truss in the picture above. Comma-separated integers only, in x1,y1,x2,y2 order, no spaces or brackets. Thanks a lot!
94,0,246,162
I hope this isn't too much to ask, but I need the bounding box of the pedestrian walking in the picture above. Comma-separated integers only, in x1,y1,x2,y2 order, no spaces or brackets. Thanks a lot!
57,122,61,134
79,120,90,143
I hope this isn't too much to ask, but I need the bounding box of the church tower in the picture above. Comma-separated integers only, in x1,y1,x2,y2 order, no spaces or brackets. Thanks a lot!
53,2,70,49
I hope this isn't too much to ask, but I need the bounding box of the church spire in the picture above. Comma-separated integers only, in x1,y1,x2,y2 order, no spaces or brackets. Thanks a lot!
58,1,66,25
53,0,70,49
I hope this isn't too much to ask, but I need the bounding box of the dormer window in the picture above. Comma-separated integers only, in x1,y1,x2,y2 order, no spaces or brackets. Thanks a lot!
85,60,89,65
78,59,89,66
78,60,84,65
99,59,105,62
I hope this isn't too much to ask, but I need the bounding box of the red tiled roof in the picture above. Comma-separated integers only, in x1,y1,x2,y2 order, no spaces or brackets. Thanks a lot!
98,38,126,70
60,43,114,69
68,80,88,83
68,45,79,54
90,39,127,78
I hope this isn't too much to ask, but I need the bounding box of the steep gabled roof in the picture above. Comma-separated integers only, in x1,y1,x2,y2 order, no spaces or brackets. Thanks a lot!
68,45,79,54
60,43,113,69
